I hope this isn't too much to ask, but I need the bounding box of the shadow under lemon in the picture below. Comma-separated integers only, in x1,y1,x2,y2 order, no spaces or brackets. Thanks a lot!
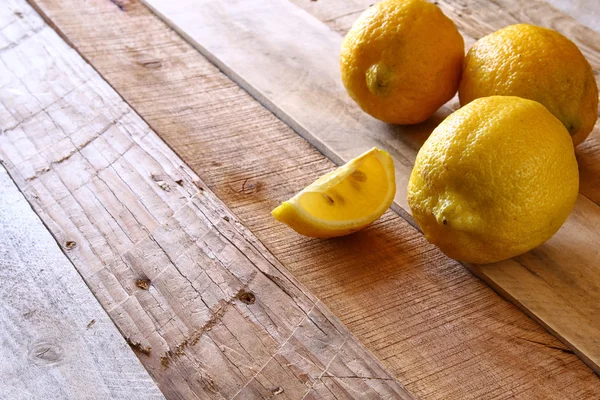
372,98,459,159
286,212,464,303
575,123,600,205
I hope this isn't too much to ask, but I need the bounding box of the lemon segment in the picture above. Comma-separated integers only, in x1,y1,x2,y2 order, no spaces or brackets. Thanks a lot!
272,148,396,238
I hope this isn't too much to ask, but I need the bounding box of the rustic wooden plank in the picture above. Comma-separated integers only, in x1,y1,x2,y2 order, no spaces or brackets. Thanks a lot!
545,0,600,33
0,164,164,399
294,0,600,38
27,0,600,398
140,0,600,374
0,0,413,398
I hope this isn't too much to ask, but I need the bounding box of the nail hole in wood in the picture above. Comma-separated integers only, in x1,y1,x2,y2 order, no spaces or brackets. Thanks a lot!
161,355,170,368
237,290,256,305
126,338,151,356
272,387,284,395
136,278,151,290
65,241,77,250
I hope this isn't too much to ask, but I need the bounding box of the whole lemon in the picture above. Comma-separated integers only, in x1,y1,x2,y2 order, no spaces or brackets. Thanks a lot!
459,24,598,146
407,96,579,264
340,0,464,124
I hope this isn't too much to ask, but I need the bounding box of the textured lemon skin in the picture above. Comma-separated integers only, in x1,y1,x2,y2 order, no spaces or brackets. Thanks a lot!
459,24,598,146
272,148,396,238
408,96,579,264
272,201,371,238
340,0,464,124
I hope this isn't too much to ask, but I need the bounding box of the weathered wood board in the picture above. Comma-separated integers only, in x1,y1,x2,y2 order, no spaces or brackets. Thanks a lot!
546,0,600,32
26,0,600,398
0,165,164,399
141,0,600,374
0,0,414,398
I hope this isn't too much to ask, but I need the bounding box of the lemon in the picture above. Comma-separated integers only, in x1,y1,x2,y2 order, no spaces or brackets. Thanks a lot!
459,24,598,146
272,148,396,238
340,0,464,124
408,96,579,264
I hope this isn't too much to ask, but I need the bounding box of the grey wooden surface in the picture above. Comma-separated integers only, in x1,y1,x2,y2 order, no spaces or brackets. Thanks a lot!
0,165,164,399
547,0,600,33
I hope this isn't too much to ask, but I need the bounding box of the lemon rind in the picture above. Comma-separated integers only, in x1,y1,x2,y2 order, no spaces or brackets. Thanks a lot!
272,148,396,237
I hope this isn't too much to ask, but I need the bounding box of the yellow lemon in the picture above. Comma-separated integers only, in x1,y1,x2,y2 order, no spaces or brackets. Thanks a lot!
459,24,598,146
340,0,464,124
408,96,579,264
272,148,395,238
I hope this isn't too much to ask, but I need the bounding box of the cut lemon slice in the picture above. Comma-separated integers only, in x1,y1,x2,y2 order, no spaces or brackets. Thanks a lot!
272,148,396,238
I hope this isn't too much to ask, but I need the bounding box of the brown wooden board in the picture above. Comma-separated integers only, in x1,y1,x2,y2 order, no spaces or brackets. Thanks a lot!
25,0,600,398
141,0,600,375
0,1,413,398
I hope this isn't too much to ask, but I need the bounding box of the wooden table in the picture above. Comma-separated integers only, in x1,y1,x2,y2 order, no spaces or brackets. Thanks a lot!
1,0,599,398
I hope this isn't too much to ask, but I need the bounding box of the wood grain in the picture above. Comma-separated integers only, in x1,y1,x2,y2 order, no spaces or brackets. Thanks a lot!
0,165,163,399
26,0,600,398
0,1,413,398
545,0,600,32
141,0,600,374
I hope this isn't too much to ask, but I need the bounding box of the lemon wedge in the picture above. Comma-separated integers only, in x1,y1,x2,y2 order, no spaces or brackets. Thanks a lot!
272,148,396,238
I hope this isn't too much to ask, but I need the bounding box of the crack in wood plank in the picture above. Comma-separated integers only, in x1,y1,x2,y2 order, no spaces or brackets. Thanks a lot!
231,302,319,399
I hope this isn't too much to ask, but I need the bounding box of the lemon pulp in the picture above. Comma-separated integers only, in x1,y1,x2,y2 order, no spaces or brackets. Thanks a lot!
272,148,396,238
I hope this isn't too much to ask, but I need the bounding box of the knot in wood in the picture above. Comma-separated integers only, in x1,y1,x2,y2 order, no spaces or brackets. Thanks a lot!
238,178,261,195
136,278,151,290
236,290,256,305
29,341,64,365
